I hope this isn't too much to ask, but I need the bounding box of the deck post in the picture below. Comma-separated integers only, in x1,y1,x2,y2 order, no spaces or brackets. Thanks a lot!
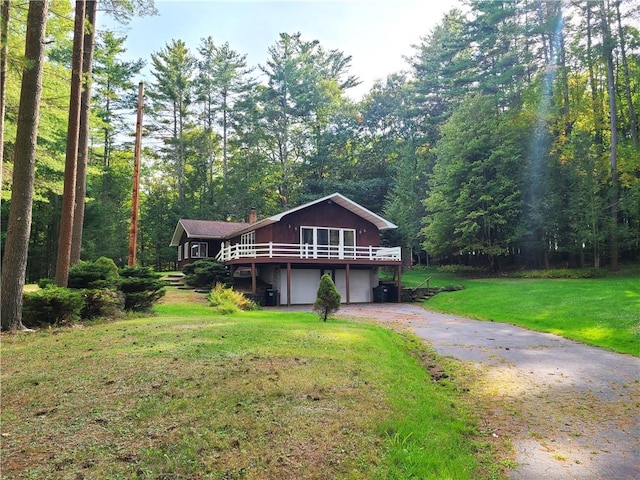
397,264,402,303
286,263,292,307
251,262,256,294
345,264,350,304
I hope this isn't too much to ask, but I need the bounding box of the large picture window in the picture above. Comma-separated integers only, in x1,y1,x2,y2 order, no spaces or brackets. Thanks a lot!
300,227,356,259
190,242,208,259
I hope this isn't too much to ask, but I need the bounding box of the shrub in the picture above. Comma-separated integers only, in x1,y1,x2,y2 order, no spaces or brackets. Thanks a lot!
436,265,485,275
207,283,258,314
37,278,55,289
313,274,341,321
80,288,125,319
22,287,84,327
68,257,120,290
183,258,230,288
510,268,607,279
118,266,167,312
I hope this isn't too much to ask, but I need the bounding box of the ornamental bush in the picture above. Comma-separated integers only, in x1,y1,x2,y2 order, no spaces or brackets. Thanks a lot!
313,274,341,321
118,266,167,312
80,288,125,319
183,258,230,288
68,256,120,290
207,283,259,314
22,286,84,327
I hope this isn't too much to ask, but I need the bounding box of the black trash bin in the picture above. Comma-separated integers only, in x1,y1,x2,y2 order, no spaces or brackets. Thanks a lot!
386,284,398,302
265,288,278,306
373,285,389,303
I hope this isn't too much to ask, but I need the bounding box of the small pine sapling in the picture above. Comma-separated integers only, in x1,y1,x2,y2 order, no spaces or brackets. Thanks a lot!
313,274,341,321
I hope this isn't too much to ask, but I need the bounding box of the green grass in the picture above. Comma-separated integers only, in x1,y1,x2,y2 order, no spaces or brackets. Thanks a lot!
400,267,639,356
1,289,503,479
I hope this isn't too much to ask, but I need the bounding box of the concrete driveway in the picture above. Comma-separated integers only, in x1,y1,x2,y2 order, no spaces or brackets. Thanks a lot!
333,303,640,480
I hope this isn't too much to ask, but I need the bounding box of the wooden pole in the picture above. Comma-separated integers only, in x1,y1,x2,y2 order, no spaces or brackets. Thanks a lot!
345,264,350,304
251,262,256,293
128,82,144,266
286,263,292,307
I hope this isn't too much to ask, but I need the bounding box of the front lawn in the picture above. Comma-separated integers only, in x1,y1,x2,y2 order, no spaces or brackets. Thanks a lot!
1,289,504,479
401,267,639,356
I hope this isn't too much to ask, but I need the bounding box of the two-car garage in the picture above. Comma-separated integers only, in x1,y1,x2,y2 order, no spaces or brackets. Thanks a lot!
268,267,378,305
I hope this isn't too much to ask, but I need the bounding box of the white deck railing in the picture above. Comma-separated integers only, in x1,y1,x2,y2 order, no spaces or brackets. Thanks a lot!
216,242,401,262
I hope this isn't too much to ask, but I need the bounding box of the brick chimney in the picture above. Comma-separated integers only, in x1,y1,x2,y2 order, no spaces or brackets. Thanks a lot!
249,207,257,224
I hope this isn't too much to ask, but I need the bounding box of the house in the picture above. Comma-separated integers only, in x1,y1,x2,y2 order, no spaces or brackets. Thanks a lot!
169,218,250,271
170,193,402,305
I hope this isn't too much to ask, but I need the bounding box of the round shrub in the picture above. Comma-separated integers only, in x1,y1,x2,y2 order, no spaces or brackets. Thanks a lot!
22,286,84,327
80,288,125,319
183,259,230,288
119,266,167,312
37,278,55,289
68,257,120,290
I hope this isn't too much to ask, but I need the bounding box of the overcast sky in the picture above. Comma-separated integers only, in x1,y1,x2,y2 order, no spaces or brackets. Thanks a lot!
99,0,462,100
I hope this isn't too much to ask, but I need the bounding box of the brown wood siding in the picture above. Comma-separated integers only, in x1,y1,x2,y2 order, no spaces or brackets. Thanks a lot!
177,233,224,270
233,201,381,246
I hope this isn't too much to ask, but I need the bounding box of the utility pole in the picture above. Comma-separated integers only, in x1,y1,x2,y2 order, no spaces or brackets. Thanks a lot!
128,82,144,266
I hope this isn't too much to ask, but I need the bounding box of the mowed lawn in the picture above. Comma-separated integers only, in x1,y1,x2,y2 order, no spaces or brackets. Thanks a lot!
0,289,503,480
402,268,639,357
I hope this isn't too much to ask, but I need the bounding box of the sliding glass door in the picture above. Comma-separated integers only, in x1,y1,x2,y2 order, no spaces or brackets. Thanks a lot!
300,227,356,259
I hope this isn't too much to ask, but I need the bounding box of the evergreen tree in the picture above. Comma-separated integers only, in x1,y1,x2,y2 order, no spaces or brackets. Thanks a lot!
1,0,49,330
313,274,341,322
148,39,195,212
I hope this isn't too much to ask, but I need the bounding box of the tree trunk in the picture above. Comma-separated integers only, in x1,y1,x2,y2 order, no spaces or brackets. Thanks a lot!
0,0,48,331
585,4,605,150
0,0,9,189
71,0,97,265
601,0,619,270
55,0,85,286
614,0,638,147
222,88,228,182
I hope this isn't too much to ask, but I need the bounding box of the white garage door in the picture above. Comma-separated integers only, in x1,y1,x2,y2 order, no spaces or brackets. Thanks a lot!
279,269,321,305
280,268,373,305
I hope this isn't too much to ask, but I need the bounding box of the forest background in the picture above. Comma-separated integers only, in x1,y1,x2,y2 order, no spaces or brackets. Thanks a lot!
2,0,639,287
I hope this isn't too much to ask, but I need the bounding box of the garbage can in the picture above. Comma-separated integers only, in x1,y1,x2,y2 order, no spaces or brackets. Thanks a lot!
385,284,398,302
373,285,389,303
265,288,278,306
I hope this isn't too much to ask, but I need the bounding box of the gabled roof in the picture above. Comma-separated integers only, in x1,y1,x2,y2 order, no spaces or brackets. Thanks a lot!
228,192,397,237
169,219,249,246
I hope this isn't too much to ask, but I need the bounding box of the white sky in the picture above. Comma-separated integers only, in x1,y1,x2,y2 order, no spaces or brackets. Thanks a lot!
100,0,462,100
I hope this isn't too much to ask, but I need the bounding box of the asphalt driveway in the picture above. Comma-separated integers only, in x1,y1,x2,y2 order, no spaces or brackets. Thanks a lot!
333,303,640,480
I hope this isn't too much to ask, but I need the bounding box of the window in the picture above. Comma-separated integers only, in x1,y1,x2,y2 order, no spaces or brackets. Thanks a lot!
184,242,189,259
343,230,355,258
190,242,208,258
300,227,356,259
178,245,182,261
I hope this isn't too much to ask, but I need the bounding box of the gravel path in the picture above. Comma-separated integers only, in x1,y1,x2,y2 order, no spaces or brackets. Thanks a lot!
331,303,640,480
